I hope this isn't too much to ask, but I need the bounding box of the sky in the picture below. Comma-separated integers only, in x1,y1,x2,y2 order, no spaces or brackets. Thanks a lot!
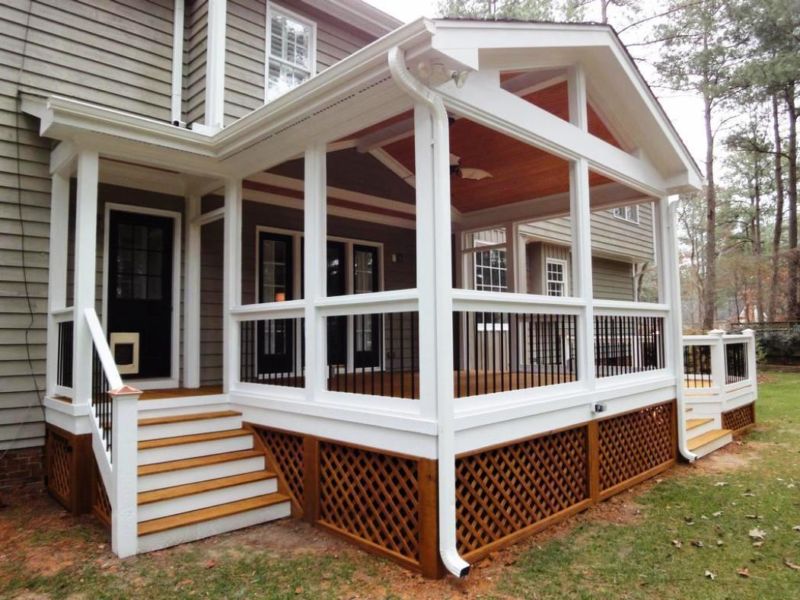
363,0,708,167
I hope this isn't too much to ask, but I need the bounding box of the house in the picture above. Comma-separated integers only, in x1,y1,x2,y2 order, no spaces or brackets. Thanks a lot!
0,0,759,579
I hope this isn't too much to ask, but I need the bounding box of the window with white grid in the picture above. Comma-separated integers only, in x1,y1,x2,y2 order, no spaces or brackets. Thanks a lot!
474,247,507,292
266,4,316,102
545,259,567,297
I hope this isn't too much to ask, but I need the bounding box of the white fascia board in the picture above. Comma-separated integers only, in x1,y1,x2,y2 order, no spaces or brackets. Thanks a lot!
430,20,703,191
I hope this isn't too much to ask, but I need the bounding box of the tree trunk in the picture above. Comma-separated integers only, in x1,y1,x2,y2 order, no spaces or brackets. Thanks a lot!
702,94,717,330
786,85,798,321
754,171,764,323
769,93,785,322
601,0,609,23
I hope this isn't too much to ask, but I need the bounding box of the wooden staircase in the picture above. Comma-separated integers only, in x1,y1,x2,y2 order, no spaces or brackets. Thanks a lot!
684,410,732,459
135,406,290,552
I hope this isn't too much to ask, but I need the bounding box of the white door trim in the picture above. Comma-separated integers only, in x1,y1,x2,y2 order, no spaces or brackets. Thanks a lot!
102,202,183,390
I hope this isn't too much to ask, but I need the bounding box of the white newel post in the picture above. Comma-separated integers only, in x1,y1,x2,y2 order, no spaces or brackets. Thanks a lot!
72,150,99,405
110,387,142,558
304,143,328,400
183,194,201,388
46,171,70,396
708,329,727,392
222,179,242,393
742,328,758,397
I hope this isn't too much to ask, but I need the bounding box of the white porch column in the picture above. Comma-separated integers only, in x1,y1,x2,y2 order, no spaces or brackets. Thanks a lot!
709,329,727,391
205,0,227,130
304,143,328,399
222,179,242,393
656,196,675,372
570,158,595,389
72,150,99,405
183,194,201,388
46,172,70,396
567,64,595,391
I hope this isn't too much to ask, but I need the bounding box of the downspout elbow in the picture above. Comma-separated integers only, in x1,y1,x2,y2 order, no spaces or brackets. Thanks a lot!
388,45,470,579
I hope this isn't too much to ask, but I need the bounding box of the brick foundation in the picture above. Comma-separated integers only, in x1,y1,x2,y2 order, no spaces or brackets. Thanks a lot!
0,446,44,490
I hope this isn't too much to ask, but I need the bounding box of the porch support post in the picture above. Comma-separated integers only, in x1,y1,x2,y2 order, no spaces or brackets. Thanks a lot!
303,143,327,399
222,179,242,393
183,194,201,388
570,158,595,390
506,221,521,369
46,171,70,396
72,150,99,405
567,65,595,391
205,0,227,130
656,196,674,372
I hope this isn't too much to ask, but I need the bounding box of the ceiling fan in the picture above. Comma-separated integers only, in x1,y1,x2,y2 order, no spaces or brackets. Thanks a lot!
449,153,493,181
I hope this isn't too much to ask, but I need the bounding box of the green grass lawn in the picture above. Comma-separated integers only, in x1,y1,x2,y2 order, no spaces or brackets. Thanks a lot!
1,373,798,599
495,371,800,600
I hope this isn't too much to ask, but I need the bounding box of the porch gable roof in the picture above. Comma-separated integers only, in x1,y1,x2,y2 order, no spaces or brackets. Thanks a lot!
32,18,701,195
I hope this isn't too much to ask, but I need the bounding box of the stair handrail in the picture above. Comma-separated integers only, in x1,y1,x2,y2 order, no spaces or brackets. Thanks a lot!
83,307,141,558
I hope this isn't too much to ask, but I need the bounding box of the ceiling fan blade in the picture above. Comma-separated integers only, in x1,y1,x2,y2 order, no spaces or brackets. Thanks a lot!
459,167,493,181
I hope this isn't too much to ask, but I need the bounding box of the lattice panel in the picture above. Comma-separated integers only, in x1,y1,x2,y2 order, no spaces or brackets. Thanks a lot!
92,462,111,528
722,403,755,432
319,442,420,562
46,429,72,505
455,426,589,556
598,402,675,492
259,429,305,506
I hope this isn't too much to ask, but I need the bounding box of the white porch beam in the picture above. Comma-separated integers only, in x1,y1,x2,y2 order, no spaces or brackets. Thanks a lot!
45,172,70,396
570,158,595,391
183,194,201,388
439,77,669,196
204,0,227,131
304,143,328,400
72,150,100,405
567,64,588,132
222,178,242,393
49,141,77,176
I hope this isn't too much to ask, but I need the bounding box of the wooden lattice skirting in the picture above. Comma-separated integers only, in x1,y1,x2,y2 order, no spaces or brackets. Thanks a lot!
722,402,756,434
250,424,441,578
455,400,677,563
44,424,92,515
250,401,677,577
91,459,112,529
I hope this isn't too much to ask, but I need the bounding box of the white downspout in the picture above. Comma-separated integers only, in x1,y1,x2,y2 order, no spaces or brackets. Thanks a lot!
387,46,471,578
663,196,697,462
171,0,185,126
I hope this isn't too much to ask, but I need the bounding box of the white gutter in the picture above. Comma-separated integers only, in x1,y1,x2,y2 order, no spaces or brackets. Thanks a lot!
171,0,185,125
387,46,470,579
663,196,696,462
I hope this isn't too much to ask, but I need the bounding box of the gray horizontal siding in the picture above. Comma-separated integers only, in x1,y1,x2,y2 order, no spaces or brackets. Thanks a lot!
593,257,634,301
520,203,655,263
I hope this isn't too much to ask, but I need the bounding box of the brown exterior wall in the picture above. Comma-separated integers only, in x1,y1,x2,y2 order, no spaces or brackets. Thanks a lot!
0,445,44,490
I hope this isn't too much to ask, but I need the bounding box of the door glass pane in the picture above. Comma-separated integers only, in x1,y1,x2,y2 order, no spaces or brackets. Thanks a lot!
354,247,376,294
260,237,290,303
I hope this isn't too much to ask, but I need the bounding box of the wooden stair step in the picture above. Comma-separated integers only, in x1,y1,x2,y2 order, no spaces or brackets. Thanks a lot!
138,493,290,536
138,470,274,505
138,428,252,450
138,449,263,476
138,410,241,427
686,417,713,431
688,428,732,451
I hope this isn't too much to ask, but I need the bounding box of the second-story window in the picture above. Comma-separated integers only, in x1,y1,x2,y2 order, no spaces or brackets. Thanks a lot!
266,3,316,102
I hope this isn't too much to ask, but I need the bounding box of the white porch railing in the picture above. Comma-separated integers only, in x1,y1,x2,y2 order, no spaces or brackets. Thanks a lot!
83,308,141,558
682,329,758,407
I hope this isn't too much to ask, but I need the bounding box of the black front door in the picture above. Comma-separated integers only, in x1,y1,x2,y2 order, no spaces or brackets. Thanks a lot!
353,245,380,368
107,211,174,379
327,241,347,366
257,232,294,374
